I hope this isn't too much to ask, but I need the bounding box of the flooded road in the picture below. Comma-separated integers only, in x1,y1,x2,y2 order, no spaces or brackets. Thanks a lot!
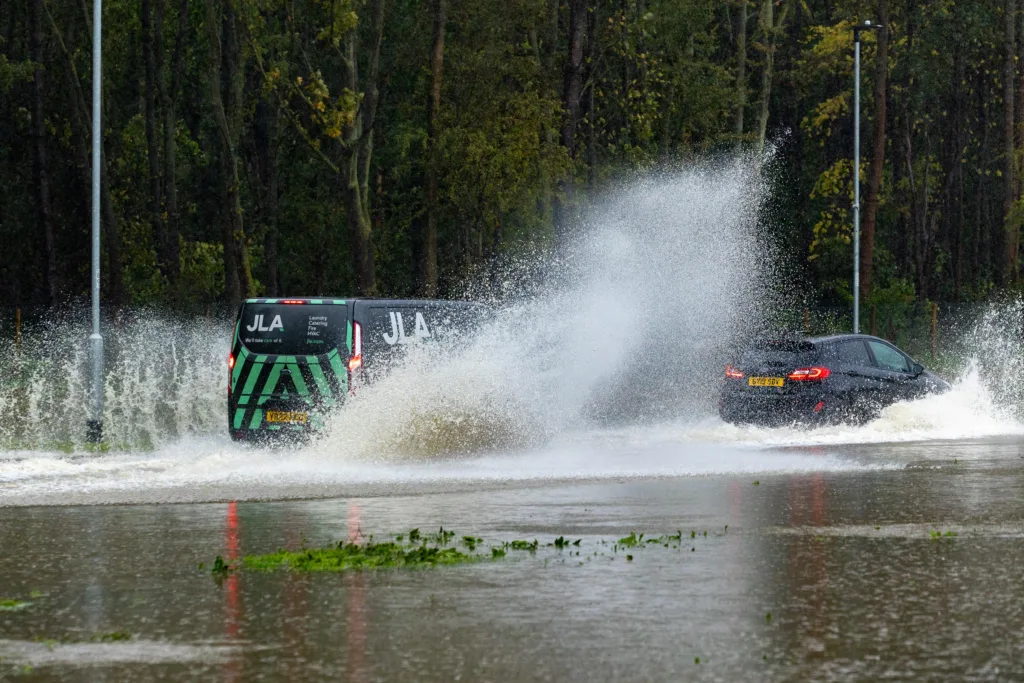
2,436,1023,681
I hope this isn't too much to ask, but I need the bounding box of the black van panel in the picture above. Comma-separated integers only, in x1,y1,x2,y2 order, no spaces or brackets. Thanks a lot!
229,297,486,441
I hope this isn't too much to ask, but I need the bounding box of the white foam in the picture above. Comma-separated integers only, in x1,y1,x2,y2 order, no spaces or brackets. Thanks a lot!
2,164,1023,504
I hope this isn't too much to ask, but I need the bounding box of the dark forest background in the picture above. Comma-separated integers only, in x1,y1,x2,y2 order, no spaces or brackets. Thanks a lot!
1,0,1022,311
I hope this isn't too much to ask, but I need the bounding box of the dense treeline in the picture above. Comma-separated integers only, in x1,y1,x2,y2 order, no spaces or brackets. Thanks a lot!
1,0,1023,310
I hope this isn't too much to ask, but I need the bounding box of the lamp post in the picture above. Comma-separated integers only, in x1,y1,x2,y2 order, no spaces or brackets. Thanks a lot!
852,20,879,334
87,0,104,444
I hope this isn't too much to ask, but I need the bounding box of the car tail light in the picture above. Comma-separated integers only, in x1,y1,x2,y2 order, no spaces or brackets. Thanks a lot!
725,365,744,379
227,353,235,370
348,322,362,371
787,367,831,381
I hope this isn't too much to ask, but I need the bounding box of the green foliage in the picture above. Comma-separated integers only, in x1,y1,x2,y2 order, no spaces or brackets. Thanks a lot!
1,0,1022,306
0,54,33,93
0,598,32,612
243,541,475,572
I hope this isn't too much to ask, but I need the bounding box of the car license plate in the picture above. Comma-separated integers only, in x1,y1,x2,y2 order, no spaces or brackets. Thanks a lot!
266,411,307,424
748,377,784,388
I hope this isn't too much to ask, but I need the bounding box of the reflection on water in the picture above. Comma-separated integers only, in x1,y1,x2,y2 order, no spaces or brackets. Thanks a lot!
1,441,1023,681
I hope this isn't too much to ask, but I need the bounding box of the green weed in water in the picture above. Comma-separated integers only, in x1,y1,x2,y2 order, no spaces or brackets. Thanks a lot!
211,556,235,575
506,539,539,552
552,536,580,549
244,541,474,572
0,599,31,612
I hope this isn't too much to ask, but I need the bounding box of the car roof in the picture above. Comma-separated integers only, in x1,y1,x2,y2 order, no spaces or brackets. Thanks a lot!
805,333,890,346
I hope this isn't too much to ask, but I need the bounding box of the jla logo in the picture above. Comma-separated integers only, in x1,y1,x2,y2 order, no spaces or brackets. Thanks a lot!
383,311,432,345
246,314,284,332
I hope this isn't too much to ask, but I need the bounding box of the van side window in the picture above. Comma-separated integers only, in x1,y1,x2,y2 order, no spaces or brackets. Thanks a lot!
868,341,911,373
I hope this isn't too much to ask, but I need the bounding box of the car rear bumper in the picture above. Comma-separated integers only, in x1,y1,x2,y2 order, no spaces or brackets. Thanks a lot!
718,391,839,426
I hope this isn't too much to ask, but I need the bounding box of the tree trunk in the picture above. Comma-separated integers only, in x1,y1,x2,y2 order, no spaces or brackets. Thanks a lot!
49,2,123,305
253,99,280,297
338,0,384,295
141,0,164,281
31,0,58,306
419,0,445,296
756,0,785,153
553,0,587,251
586,1,597,187
735,0,747,144
162,0,189,296
1005,0,1017,285
206,0,251,307
860,0,888,302
953,44,966,298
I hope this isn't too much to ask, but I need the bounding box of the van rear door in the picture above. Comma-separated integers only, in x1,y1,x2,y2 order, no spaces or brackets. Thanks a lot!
229,299,351,437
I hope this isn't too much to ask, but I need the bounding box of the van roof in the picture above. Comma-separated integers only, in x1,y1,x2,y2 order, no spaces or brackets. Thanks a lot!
244,298,349,304
243,297,482,305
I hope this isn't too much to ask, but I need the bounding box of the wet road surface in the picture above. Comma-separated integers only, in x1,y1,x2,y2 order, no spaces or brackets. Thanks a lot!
1,437,1023,681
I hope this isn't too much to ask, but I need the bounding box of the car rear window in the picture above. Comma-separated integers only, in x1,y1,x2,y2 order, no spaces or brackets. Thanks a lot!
238,303,347,355
740,340,818,366
822,340,873,366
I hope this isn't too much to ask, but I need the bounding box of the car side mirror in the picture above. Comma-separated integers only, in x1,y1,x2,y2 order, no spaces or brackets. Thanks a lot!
912,363,924,376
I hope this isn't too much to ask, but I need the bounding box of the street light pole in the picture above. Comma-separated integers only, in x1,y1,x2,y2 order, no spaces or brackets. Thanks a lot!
87,0,104,444
852,20,879,335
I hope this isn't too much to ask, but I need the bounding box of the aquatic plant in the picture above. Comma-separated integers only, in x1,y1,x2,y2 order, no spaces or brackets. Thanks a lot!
0,599,31,612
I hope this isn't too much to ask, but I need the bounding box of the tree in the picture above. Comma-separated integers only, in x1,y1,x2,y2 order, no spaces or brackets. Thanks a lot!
30,0,57,305
417,0,445,296
860,0,889,301
553,0,588,252
206,0,253,307
1005,0,1018,284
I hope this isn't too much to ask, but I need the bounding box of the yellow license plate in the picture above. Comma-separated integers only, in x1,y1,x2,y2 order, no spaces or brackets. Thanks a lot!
266,411,307,424
748,377,784,387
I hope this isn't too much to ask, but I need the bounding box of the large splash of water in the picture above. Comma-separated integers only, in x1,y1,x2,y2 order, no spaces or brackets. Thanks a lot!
0,311,228,451
2,160,1024,504
318,161,774,458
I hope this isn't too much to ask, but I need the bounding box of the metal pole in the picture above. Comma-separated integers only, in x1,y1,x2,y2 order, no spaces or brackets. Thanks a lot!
87,0,104,444
853,27,862,334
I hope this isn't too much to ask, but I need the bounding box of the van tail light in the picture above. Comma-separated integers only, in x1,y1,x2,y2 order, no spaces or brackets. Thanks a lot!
725,365,745,379
348,322,362,371
787,367,831,381
280,299,305,304
228,353,235,394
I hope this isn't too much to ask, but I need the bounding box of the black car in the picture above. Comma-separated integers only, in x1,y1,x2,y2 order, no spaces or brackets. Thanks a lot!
718,334,950,426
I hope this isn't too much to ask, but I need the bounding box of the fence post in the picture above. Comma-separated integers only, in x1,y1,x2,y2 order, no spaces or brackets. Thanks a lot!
803,308,810,335
930,302,938,361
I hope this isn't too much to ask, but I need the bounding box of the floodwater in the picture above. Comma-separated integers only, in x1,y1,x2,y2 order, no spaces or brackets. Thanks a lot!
4,166,1024,681
2,432,1024,681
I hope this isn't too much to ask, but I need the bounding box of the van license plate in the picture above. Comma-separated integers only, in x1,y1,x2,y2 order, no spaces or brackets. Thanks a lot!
748,377,784,387
266,411,307,424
